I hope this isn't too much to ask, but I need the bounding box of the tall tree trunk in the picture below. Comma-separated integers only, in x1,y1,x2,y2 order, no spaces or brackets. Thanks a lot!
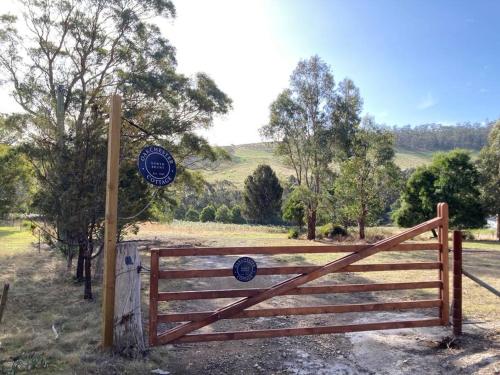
76,246,85,281
497,213,500,241
93,244,104,282
358,216,365,239
84,248,92,299
66,251,74,274
307,209,316,240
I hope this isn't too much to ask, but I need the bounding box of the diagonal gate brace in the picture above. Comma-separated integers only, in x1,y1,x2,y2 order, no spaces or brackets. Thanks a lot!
158,216,442,344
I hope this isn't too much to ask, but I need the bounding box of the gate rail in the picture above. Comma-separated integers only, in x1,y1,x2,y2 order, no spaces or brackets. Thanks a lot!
149,203,450,346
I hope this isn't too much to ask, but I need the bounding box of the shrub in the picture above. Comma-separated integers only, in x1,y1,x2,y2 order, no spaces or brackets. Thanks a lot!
282,188,305,229
287,228,299,239
230,205,246,224
215,204,231,223
174,206,187,220
331,225,348,237
199,205,216,222
318,223,348,238
461,230,475,241
184,208,199,222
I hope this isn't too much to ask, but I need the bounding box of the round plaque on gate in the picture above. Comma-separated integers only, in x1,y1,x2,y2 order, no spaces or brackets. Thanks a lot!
232,257,257,282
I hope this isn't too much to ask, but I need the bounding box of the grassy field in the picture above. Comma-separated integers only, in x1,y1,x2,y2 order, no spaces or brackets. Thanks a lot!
203,143,295,187
202,143,481,187
0,221,498,374
202,143,439,187
0,225,36,257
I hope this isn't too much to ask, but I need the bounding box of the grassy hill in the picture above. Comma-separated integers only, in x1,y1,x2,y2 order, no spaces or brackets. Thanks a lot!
202,143,438,187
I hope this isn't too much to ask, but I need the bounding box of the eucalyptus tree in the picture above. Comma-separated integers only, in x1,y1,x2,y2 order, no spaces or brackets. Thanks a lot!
330,78,363,159
477,120,500,240
262,56,362,239
0,0,231,299
332,118,401,239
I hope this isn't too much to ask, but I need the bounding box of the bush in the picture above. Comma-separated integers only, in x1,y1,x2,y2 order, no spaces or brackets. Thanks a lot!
230,205,246,224
174,206,187,220
318,223,348,238
184,208,199,222
287,228,299,239
215,204,231,223
199,205,216,222
282,189,305,229
318,224,331,238
331,225,348,237
461,230,475,241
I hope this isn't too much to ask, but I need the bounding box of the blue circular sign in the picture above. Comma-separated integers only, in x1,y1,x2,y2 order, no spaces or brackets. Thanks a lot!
232,257,257,282
138,145,176,187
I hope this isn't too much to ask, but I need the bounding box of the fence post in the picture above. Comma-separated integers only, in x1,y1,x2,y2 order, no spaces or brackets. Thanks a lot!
149,250,159,347
452,230,462,336
113,242,145,354
437,203,450,325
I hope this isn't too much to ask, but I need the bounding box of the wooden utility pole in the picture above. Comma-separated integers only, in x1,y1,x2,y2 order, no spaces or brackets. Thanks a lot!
102,95,122,349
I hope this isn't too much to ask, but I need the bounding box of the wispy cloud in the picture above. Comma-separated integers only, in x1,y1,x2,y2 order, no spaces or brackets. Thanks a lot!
417,92,437,110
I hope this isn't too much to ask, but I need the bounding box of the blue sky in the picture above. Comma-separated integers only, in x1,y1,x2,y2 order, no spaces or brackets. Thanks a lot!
163,0,500,144
270,0,500,127
1,0,499,145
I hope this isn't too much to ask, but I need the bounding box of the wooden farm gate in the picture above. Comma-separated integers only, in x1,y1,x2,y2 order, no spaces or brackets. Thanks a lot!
149,203,450,346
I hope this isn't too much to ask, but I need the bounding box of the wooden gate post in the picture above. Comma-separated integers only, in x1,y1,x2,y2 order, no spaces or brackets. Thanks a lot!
452,230,462,336
437,203,450,325
102,95,122,349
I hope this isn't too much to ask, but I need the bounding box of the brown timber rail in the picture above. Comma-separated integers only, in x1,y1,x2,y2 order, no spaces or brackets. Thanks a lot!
149,203,450,346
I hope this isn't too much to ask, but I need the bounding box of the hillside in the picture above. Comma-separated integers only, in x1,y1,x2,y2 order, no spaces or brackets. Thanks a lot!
202,143,438,187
